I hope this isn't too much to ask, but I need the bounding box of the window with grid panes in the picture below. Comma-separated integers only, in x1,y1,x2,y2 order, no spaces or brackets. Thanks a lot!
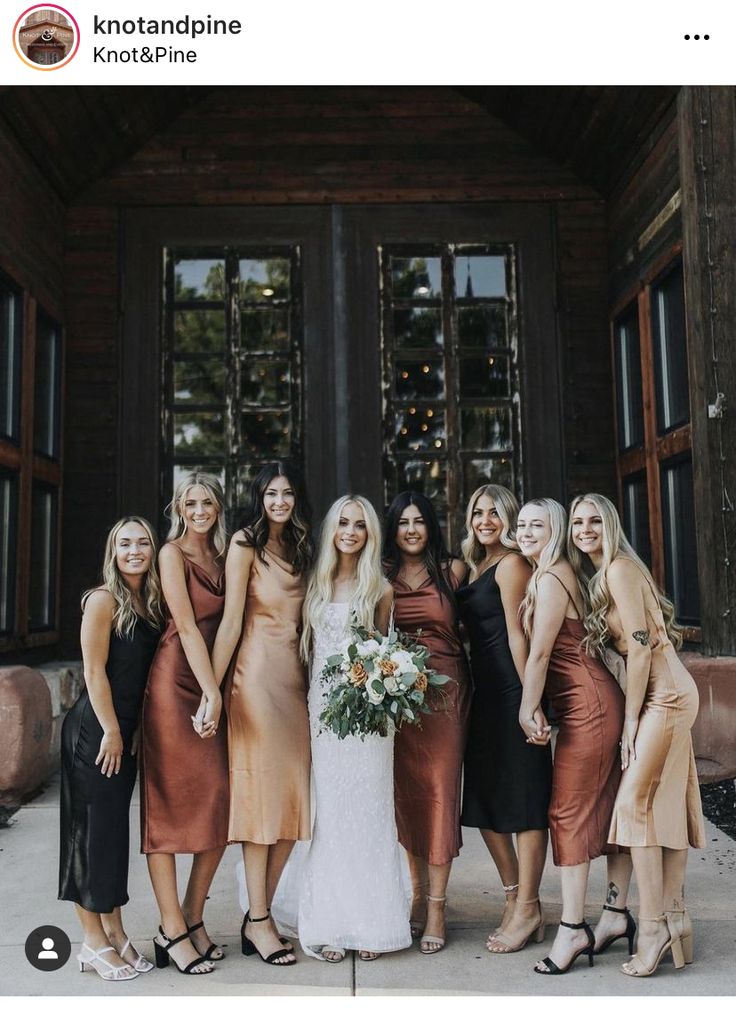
612,255,700,632
381,245,520,548
163,249,303,519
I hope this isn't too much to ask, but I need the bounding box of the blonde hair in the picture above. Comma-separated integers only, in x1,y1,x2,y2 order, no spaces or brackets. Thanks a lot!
166,471,227,558
568,492,682,654
461,484,519,579
518,498,575,638
84,516,164,637
300,495,385,661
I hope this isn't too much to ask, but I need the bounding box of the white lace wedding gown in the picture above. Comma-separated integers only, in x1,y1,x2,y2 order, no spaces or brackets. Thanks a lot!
271,601,411,958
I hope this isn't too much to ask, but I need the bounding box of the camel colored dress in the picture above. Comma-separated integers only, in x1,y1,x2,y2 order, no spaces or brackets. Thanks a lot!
140,550,229,854
544,575,625,867
607,567,705,850
391,570,471,865
226,545,311,844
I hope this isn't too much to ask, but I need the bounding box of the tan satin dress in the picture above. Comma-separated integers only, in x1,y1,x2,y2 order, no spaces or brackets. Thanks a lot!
607,568,705,850
225,545,311,844
391,571,471,865
140,550,229,854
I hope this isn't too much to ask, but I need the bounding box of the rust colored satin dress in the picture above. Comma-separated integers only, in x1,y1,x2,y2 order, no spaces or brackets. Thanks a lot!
225,546,311,844
391,571,471,865
607,571,705,850
140,551,229,854
545,579,625,866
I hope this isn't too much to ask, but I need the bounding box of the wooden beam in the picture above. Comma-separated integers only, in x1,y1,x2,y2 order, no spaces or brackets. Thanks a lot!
678,86,736,655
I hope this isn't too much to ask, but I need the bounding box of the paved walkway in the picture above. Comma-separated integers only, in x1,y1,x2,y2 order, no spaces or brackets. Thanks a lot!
2,774,735,996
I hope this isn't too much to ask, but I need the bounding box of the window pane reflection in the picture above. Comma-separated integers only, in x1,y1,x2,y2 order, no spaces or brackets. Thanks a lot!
614,306,644,450
455,255,506,298
459,355,510,398
458,305,507,349
29,481,57,631
241,359,291,405
393,308,443,349
174,310,226,354
241,411,292,457
395,409,446,452
622,472,651,567
652,264,689,433
461,407,513,451
661,456,700,625
394,459,447,510
463,457,514,494
173,412,225,457
1,278,22,441
33,311,61,459
240,258,290,301
174,360,226,405
174,258,225,301
395,360,445,400
391,257,442,299
0,470,18,634
242,309,290,352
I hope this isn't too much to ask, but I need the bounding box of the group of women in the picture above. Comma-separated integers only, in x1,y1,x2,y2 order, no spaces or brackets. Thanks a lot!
58,465,705,983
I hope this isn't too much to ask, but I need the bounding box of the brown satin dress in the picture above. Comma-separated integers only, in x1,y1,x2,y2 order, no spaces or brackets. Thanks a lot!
140,550,229,854
607,568,705,849
225,546,311,844
545,576,625,867
391,571,471,865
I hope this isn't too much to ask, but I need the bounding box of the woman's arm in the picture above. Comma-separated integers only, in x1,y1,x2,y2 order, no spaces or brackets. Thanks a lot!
518,573,568,744
159,543,221,734
80,590,123,777
496,553,532,682
211,536,254,685
374,581,394,636
607,558,651,768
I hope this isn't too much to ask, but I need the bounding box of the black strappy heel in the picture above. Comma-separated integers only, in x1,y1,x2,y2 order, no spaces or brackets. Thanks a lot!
241,912,296,965
534,920,595,975
187,920,225,961
593,904,637,955
153,926,215,974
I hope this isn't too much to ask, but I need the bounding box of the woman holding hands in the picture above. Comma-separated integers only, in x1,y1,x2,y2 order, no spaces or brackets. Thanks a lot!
140,472,229,975
569,493,705,977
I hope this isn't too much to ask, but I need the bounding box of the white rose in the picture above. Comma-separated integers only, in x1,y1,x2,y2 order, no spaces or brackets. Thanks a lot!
365,678,386,704
390,649,418,674
383,675,403,696
357,638,380,658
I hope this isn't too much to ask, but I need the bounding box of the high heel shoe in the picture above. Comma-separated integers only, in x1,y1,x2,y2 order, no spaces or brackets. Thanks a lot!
77,943,138,981
665,909,693,964
490,882,519,939
534,920,594,974
118,937,154,972
420,895,447,954
240,912,294,956
241,912,296,965
153,926,215,974
187,921,224,961
593,904,637,955
620,915,685,977
488,898,545,954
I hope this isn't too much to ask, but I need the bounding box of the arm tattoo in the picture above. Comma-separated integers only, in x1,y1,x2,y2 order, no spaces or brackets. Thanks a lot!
632,629,650,646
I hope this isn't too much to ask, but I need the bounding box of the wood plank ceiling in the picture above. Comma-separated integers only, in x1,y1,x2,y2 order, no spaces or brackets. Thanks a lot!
0,85,679,204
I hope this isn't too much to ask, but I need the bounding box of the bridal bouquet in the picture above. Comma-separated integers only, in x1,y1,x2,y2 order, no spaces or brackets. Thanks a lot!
319,621,450,739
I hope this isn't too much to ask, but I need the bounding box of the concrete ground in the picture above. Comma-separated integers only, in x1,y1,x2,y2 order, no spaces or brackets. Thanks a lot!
2,773,735,997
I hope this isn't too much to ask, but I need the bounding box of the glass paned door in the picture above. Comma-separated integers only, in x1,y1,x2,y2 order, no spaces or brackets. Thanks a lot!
381,244,519,547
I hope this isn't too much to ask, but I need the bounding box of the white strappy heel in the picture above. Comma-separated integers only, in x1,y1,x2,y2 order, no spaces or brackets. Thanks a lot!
77,943,139,980
119,937,154,973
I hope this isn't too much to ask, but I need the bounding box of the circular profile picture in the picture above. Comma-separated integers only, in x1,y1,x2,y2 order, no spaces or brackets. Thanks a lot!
13,5,80,70
24,925,71,971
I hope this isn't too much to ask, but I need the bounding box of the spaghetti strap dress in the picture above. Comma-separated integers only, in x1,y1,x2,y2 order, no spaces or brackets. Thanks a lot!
544,574,625,866
140,551,230,854
59,616,160,912
607,567,705,850
456,559,552,833
391,569,471,865
225,545,311,844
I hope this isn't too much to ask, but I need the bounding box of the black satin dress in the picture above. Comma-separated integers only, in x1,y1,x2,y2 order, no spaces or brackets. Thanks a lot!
457,560,552,832
59,616,160,912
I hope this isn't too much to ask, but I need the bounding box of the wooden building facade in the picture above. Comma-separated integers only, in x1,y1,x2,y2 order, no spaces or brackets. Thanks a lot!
1,87,734,776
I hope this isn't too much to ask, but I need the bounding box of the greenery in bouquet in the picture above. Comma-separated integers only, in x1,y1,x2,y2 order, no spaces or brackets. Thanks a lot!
319,620,451,740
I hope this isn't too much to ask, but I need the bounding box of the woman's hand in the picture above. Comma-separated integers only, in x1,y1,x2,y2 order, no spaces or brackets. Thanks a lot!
191,692,207,735
620,716,639,770
520,708,551,746
96,729,124,776
198,692,222,738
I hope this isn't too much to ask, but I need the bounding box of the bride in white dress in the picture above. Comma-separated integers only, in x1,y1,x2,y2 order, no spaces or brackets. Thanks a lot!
273,495,411,962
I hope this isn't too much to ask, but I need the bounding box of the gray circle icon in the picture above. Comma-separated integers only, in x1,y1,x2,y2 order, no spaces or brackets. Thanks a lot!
25,925,71,971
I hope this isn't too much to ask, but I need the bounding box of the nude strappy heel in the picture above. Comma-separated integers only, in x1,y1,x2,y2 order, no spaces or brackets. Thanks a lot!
420,895,447,954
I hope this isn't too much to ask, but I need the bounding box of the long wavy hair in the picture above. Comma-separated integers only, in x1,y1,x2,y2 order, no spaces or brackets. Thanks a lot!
461,484,520,579
568,492,682,654
518,498,576,638
382,491,455,603
300,495,385,661
165,471,227,559
237,462,314,575
83,516,164,637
